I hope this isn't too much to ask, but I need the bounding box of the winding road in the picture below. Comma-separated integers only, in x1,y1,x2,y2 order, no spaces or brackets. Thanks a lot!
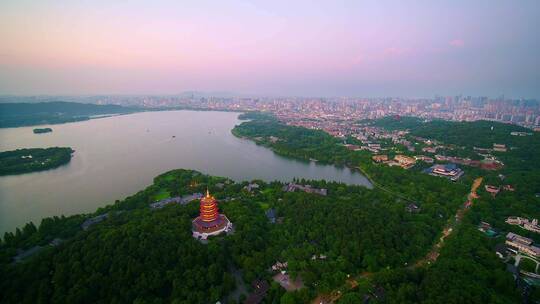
313,177,484,304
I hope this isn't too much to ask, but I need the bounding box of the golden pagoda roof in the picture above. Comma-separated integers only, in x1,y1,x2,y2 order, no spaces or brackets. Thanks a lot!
201,188,216,203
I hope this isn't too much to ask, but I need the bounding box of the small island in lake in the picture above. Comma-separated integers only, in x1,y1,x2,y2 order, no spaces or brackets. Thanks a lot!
33,128,53,134
0,147,74,176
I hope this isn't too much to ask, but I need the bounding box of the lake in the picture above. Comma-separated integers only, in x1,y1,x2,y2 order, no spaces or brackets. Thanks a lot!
0,110,371,233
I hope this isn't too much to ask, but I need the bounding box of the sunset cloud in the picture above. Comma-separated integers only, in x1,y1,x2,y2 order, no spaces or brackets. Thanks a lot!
449,39,465,48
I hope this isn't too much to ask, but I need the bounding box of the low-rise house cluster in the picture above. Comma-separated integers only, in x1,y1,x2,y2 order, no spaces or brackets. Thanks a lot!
479,160,504,170
343,144,361,151
484,184,515,197
506,217,540,234
172,95,540,138
485,185,501,197
372,155,388,163
505,232,540,258
394,155,416,169
414,155,434,163
358,143,383,153
493,143,507,152
393,138,415,152
478,221,491,232
271,261,288,272
422,146,438,154
503,184,515,191
372,154,416,169
435,155,479,166
510,131,532,136
478,221,498,237
413,137,440,146
474,147,492,154
434,154,503,170
282,183,328,196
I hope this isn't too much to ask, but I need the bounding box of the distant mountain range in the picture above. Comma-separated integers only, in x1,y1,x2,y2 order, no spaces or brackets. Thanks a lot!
0,92,242,104
0,101,139,128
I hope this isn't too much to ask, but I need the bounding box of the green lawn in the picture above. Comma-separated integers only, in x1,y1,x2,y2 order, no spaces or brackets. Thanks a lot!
153,189,171,201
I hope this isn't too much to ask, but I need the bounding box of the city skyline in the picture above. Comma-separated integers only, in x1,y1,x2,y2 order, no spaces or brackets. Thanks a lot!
1,1,539,98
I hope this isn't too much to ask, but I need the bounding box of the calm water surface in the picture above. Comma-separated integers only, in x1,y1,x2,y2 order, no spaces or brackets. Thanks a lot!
0,110,371,233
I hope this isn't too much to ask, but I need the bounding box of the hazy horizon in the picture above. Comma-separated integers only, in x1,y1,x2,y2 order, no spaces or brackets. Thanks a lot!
0,92,538,101
1,1,539,98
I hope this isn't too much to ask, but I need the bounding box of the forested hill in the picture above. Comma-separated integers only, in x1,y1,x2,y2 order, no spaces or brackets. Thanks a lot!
232,114,537,303
370,116,531,149
0,168,475,303
0,102,139,128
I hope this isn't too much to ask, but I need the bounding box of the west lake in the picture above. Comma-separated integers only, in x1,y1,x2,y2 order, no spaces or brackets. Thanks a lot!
0,110,371,233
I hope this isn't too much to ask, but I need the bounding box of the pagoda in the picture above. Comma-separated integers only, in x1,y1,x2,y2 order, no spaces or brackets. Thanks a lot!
192,189,232,240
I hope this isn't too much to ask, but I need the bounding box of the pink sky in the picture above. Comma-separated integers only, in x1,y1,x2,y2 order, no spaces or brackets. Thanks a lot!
1,1,539,97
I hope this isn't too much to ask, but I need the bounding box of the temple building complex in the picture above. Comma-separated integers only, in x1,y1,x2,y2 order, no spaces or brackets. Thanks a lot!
424,163,464,181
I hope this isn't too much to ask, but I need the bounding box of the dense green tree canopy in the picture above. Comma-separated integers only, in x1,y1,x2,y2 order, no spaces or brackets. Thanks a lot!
0,147,73,176
2,113,539,303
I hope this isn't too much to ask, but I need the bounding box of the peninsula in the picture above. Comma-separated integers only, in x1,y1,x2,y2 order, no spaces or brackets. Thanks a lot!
1,112,539,303
0,101,139,128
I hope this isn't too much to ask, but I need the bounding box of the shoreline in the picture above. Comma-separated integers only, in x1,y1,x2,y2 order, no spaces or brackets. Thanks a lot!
0,110,373,234
0,106,248,129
